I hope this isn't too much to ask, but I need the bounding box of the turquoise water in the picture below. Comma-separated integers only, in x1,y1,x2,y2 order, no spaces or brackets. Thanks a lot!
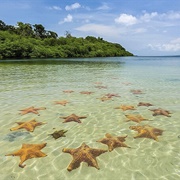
0,56,180,180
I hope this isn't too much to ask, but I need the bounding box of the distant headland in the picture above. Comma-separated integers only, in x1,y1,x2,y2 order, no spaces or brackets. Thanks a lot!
0,20,133,60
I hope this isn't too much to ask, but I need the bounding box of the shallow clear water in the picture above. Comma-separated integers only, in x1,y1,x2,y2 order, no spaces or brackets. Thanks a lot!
0,56,180,180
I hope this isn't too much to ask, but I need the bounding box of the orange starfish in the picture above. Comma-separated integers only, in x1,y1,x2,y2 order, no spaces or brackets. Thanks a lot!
115,105,136,111
54,100,69,106
105,93,120,98
138,102,153,107
60,113,87,123
129,125,163,141
63,90,74,93
125,114,148,123
95,85,107,89
97,96,112,102
97,133,130,152
122,82,132,85
62,142,107,171
149,108,171,117
131,90,144,94
94,82,102,85
6,143,47,168
19,106,46,115
10,119,46,132
80,91,94,95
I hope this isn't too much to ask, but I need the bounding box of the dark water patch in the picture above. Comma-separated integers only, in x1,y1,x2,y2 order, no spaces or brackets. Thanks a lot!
3,131,32,142
166,78,180,82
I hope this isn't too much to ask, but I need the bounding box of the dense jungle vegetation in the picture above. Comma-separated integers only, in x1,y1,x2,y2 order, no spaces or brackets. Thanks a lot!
0,20,133,59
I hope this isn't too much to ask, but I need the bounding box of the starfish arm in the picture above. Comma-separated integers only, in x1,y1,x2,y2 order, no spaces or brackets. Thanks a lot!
90,148,107,157
60,116,67,119
79,116,87,119
24,125,35,132
10,125,24,131
30,151,47,158
148,132,158,141
117,136,127,142
67,158,81,171
19,154,28,168
16,122,24,125
35,143,47,150
34,107,46,110
85,156,99,170
19,107,34,111
62,148,73,154
76,119,82,123
152,112,159,116
108,141,115,152
116,141,130,148
105,133,113,138
6,150,22,156
153,128,163,136
19,111,29,115
96,138,109,145
162,111,171,117
31,110,39,114
134,131,147,139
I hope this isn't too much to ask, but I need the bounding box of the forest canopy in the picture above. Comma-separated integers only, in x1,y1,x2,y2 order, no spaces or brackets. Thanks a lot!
0,20,133,59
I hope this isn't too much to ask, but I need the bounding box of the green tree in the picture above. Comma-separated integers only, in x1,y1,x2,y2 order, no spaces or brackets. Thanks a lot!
16,22,34,37
33,24,46,38
0,20,6,30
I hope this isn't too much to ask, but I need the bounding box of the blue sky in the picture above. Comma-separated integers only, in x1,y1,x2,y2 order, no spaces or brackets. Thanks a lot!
0,0,180,56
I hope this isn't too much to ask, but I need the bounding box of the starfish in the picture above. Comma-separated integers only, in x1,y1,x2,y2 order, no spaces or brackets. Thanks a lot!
97,96,112,102
19,106,46,115
54,100,69,106
95,85,107,89
129,125,163,141
63,90,74,93
138,102,153,107
80,91,94,95
5,143,47,168
105,93,120,98
49,129,68,140
97,133,130,152
125,114,148,123
149,108,171,117
94,82,102,85
62,142,107,171
115,105,136,111
10,119,46,132
60,113,87,123
131,90,144,94
122,82,132,85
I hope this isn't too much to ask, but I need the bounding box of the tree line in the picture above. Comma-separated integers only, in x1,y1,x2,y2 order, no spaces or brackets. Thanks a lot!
0,20,133,59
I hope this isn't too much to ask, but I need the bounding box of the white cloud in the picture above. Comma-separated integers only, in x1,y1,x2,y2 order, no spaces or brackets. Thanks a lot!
140,11,180,22
48,6,61,10
165,11,180,20
134,28,147,34
59,14,73,24
140,12,158,22
115,14,138,26
97,3,110,10
148,38,180,52
65,3,81,11
75,23,119,37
